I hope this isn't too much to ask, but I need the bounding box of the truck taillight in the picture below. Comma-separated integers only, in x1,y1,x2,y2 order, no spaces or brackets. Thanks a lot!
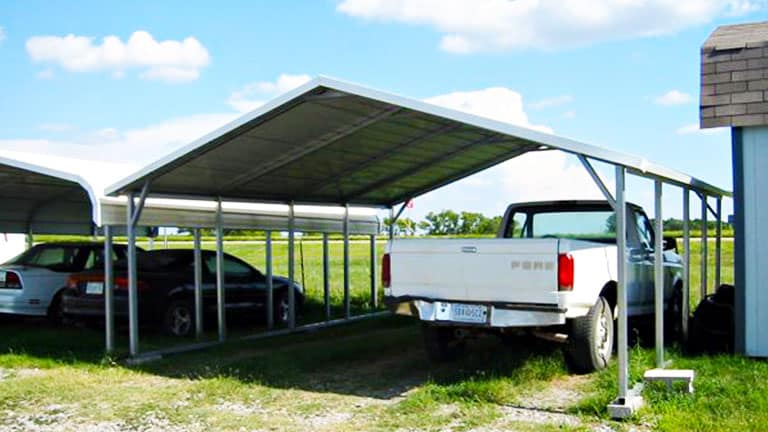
382,253,391,288
558,253,574,291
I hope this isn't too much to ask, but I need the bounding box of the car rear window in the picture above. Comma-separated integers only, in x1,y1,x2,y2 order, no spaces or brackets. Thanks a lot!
7,245,90,272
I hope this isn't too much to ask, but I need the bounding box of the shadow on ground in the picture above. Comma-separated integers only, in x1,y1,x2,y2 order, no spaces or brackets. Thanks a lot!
0,312,568,402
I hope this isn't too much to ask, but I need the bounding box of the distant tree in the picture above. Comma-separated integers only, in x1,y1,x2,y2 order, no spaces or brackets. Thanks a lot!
477,215,503,234
383,217,418,236
421,210,461,235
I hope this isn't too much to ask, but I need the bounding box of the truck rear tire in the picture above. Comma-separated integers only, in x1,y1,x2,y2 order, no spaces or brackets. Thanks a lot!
422,324,464,362
565,296,613,373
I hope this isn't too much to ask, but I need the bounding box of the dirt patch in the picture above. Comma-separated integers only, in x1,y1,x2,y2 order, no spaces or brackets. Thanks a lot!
516,374,591,411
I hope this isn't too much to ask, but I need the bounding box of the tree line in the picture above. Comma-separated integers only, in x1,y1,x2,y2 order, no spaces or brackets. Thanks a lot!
384,210,502,236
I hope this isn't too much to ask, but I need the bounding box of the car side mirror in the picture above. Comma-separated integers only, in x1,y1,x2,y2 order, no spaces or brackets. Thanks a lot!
663,236,678,252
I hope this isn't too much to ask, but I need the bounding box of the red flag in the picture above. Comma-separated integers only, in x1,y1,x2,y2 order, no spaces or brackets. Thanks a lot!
406,199,414,208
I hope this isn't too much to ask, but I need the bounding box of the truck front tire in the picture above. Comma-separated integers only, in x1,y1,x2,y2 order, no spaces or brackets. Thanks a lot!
565,296,614,373
422,324,464,362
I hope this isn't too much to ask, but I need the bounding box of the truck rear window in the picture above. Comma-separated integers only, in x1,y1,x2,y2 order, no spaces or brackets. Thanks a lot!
505,210,617,241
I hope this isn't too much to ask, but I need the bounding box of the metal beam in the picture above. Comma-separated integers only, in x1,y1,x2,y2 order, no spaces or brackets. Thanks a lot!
266,230,274,329
215,198,226,342
388,207,395,240
344,204,351,319
654,180,664,368
218,107,400,192
193,228,203,339
682,188,691,341
370,234,377,309
130,181,151,227
715,197,722,289
579,155,616,210
615,166,629,400
701,195,708,300
323,232,330,321
345,133,508,201
104,225,114,354
305,122,462,194
288,202,296,329
382,143,539,208
127,193,139,356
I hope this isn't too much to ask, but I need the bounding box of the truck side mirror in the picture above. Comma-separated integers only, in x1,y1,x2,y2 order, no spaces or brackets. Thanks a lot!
663,237,678,252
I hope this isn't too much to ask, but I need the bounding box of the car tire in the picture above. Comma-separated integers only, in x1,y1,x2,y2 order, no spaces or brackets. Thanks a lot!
665,284,684,345
46,292,66,326
273,291,290,325
422,323,464,362
565,296,614,373
163,299,195,337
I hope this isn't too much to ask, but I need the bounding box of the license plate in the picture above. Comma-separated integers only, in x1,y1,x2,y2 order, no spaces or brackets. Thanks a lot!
85,282,104,295
450,303,488,324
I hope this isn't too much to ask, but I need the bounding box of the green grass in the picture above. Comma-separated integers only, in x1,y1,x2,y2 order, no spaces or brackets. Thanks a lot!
1,236,762,431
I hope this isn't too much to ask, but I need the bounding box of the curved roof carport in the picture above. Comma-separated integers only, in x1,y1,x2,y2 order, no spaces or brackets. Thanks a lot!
0,156,98,236
107,77,730,418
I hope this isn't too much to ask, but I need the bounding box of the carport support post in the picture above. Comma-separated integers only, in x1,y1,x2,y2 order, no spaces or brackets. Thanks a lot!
682,188,691,341
388,207,394,239
193,228,203,339
343,204,351,319
288,203,296,329
104,225,114,354
127,194,138,356
715,197,722,289
216,199,226,342
370,234,377,309
323,232,330,320
266,230,274,329
701,195,708,300
654,180,664,367
615,167,630,401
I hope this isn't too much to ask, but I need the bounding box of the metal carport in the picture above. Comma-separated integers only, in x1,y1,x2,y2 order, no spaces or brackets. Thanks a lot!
0,156,98,237
107,76,730,418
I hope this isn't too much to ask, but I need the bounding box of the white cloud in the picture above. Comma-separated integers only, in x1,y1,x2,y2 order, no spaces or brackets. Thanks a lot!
400,86,608,219
655,90,693,106
530,95,573,110
0,113,239,189
676,123,728,135
228,73,312,112
25,30,210,83
424,87,552,133
337,0,761,52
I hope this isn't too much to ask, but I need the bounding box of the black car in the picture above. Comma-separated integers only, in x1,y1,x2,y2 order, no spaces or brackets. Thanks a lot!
61,249,303,336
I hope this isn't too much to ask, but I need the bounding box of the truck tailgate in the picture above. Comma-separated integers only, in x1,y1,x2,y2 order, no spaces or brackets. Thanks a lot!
389,238,560,305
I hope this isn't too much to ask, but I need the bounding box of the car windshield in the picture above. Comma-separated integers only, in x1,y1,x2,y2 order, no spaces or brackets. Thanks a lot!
505,208,617,241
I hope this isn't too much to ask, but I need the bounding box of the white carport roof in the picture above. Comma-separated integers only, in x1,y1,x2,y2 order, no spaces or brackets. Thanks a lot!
107,76,730,205
0,155,378,236
0,156,98,235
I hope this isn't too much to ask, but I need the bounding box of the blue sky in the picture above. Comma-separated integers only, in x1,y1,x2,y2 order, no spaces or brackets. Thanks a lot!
1,0,764,221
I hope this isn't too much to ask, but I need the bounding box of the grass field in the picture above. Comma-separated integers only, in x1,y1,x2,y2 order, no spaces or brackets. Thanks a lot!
1,238,763,431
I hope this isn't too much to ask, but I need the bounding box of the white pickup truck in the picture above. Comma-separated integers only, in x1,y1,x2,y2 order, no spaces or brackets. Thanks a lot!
383,200,683,372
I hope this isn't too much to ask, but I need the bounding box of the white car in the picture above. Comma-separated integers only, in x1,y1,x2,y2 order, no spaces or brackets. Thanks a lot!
0,242,129,322
383,200,684,372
